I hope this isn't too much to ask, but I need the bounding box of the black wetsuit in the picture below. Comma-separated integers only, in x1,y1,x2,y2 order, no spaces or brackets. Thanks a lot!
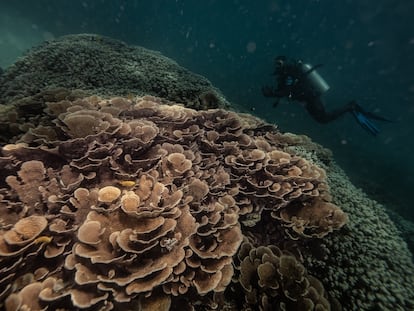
303,96,355,124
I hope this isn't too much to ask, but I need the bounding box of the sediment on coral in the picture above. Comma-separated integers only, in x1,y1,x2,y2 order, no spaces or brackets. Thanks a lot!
0,95,345,310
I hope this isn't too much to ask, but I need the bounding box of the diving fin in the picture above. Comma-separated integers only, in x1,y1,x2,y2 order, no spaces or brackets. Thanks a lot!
352,109,380,136
357,110,392,122
349,102,393,136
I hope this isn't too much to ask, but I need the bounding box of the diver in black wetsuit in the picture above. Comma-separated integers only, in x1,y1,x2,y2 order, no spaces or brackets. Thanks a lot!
262,56,390,135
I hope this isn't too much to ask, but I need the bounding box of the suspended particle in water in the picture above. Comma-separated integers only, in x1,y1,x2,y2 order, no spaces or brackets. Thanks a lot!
246,41,257,53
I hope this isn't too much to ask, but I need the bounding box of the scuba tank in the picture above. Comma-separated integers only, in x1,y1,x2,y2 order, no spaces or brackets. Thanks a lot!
301,63,330,95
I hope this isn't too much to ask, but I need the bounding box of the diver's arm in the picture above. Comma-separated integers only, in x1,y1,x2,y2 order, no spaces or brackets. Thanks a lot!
261,86,284,108
262,85,278,97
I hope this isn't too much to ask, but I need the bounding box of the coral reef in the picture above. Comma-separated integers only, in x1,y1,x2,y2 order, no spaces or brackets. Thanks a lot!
1,93,413,310
0,95,345,310
387,210,414,256
0,33,412,311
232,238,333,311
285,139,414,311
0,34,229,109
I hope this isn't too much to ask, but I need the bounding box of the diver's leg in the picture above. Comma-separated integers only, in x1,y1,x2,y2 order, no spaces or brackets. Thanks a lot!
305,97,353,123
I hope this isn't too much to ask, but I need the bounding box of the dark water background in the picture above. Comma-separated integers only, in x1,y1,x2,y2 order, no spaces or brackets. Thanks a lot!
1,0,413,220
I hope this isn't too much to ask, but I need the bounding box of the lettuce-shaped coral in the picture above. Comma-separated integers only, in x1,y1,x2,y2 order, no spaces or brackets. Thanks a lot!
0,95,345,310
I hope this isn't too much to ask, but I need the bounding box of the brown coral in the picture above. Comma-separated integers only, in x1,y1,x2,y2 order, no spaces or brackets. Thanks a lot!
5,160,47,207
234,240,331,311
0,95,345,310
97,186,122,203
277,200,348,238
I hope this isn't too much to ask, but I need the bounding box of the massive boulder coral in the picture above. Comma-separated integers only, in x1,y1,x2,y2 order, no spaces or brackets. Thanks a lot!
282,138,414,311
0,95,345,310
0,34,229,109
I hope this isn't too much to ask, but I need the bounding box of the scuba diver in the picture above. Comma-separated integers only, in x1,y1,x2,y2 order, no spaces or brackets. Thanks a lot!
262,56,390,135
